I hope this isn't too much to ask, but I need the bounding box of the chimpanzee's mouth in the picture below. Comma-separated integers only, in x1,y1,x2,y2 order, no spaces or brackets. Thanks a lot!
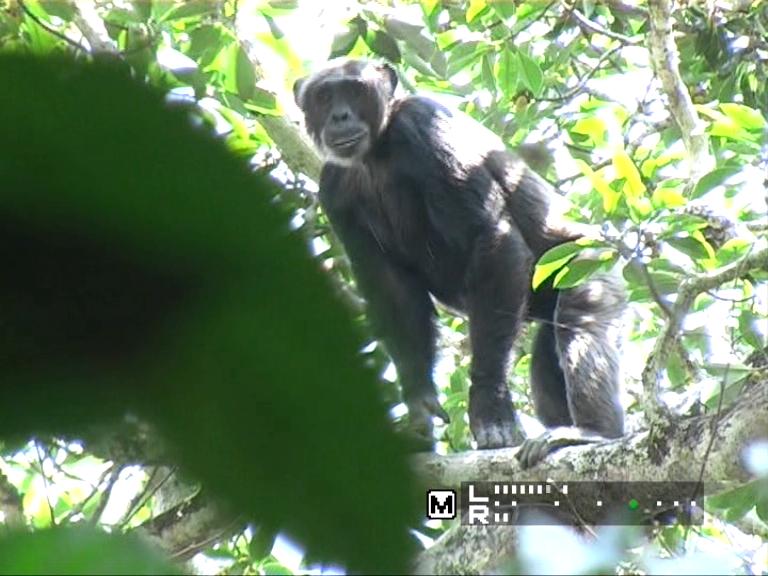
328,130,367,153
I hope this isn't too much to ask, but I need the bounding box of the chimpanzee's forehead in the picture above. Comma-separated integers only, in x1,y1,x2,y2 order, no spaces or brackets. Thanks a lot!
308,60,376,87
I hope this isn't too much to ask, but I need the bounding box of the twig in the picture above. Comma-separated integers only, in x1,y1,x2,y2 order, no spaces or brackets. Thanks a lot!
90,463,126,525
538,44,624,102
60,462,115,523
119,466,177,528
641,243,768,419
18,0,87,52
571,9,639,44
33,441,57,526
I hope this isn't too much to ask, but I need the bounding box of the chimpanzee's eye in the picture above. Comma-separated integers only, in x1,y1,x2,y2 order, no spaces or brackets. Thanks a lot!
315,85,332,105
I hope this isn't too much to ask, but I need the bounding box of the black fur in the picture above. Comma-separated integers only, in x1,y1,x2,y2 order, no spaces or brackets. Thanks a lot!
295,60,625,464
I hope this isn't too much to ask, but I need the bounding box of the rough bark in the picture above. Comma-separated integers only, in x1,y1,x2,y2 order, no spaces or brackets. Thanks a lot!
647,0,714,183
411,376,768,574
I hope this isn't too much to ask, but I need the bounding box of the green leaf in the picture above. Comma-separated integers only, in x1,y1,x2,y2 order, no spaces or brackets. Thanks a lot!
39,0,75,19
366,30,401,63
429,51,448,78
466,0,488,22
517,51,543,97
401,51,437,78
134,1,152,22
492,1,516,19
756,481,768,524
621,260,643,286
263,562,294,575
646,270,684,295
658,213,709,235
481,53,496,92
715,238,751,266
709,482,758,522
330,23,359,59
260,0,299,17
739,309,765,350
235,44,256,100
420,0,441,29
651,186,686,209
552,258,605,289
385,18,436,63
449,367,469,394
497,49,518,98
612,148,645,199
532,241,582,289
106,7,148,25
708,120,756,142
571,116,607,145
243,86,279,115
249,525,278,560
626,196,653,223
574,159,619,214
0,53,414,574
446,41,483,77
22,9,59,54
720,103,765,131
666,232,715,262
707,482,757,511
0,528,179,574
188,25,224,66
158,0,215,22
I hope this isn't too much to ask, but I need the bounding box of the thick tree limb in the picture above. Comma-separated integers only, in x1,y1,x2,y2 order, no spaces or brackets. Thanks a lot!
413,376,768,575
417,376,767,488
73,373,767,574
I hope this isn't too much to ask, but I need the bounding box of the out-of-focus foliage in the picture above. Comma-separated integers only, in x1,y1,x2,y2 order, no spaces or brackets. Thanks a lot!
0,52,414,574
0,527,180,575
0,0,766,574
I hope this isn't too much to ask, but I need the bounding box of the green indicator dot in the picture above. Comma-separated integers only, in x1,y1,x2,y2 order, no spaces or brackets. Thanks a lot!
628,499,639,510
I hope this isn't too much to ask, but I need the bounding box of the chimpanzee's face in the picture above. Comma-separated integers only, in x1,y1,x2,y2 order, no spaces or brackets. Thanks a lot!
294,60,398,166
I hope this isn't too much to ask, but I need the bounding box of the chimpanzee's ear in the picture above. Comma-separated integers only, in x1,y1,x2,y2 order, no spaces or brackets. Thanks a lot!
378,63,398,96
293,76,306,108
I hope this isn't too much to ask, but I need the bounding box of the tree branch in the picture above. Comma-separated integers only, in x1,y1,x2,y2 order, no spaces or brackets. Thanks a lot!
418,378,767,488
646,0,713,185
70,0,118,54
571,9,639,44
18,0,87,52
641,242,768,416
413,375,768,574
233,11,321,183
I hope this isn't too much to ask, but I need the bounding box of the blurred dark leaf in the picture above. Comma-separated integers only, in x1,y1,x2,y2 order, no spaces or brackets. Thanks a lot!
39,0,75,20
157,0,215,23
330,22,360,59
0,53,413,574
366,30,401,63
0,528,179,575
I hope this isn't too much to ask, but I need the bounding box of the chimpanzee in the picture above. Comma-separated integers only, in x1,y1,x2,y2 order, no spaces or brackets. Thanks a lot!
294,59,625,467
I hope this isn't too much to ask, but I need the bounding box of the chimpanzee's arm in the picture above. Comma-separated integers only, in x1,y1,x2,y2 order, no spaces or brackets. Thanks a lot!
321,193,448,441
